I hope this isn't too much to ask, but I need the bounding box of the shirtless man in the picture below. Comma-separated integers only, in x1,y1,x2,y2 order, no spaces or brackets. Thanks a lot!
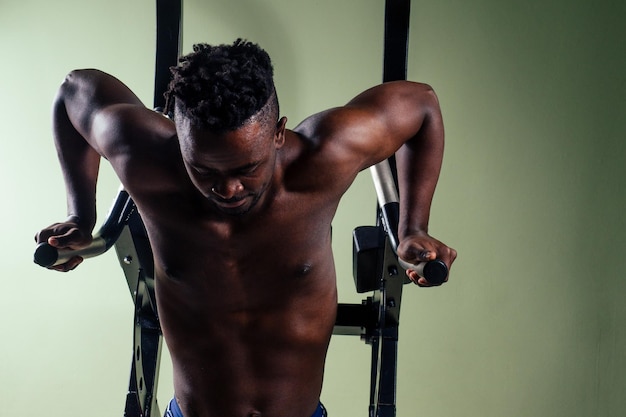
35,40,456,417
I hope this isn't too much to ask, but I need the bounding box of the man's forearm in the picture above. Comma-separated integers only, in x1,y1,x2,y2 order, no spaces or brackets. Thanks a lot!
395,94,444,239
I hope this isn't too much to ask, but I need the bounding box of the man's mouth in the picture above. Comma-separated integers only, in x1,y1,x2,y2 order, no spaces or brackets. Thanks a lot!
212,196,248,209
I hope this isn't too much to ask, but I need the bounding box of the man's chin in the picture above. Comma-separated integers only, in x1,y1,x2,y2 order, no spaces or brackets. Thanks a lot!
217,205,251,216
211,196,257,216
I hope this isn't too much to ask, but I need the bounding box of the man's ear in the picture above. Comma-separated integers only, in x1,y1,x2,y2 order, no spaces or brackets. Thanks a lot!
274,116,288,148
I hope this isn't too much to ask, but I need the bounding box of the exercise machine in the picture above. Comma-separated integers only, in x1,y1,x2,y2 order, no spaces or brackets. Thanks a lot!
33,1,446,416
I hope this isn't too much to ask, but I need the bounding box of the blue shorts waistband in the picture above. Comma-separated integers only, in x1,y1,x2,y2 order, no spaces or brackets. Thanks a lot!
164,398,327,417
312,401,328,417
164,398,184,417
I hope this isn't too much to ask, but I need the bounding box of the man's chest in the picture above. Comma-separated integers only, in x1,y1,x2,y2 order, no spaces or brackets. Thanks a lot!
141,193,332,275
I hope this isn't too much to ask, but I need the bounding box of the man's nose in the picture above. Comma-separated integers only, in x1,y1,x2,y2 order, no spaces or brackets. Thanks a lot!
211,178,244,200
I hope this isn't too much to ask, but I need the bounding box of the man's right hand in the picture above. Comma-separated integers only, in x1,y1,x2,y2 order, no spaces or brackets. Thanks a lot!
34,216,93,272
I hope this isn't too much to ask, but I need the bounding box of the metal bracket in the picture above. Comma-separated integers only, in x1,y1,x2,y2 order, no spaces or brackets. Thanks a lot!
113,208,163,417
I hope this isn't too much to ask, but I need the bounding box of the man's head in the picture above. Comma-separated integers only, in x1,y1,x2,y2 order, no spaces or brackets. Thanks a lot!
165,39,278,132
165,40,286,216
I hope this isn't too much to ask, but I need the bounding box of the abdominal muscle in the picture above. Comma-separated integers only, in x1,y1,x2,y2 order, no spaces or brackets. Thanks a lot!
153,241,338,417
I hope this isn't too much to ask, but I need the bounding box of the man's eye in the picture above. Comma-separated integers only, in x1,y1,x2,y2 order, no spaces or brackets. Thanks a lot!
239,166,259,176
195,169,216,178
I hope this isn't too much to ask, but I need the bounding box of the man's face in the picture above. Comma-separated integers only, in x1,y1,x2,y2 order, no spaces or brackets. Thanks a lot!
178,118,286,216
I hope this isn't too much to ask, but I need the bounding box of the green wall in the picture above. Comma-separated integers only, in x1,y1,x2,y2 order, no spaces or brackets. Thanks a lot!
1,0,624,416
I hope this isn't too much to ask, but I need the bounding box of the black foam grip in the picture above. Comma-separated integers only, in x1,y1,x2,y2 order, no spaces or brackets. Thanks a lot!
422,259,448,285
33,243,58,267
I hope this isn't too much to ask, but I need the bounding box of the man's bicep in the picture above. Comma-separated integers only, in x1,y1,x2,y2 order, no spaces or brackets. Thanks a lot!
347,81,435,137
343,81,441,166
327,104,409,171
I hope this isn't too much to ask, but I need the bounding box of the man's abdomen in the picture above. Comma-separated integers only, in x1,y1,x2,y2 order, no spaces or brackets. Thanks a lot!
155,258,338,417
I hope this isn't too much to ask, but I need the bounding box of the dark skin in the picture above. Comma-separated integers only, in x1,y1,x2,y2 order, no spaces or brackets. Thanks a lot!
36,69,457,417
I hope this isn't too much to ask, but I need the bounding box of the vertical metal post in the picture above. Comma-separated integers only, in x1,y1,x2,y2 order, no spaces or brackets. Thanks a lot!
368,1,412,416
154,0,183,110
122,1,183,416
382,0,411,83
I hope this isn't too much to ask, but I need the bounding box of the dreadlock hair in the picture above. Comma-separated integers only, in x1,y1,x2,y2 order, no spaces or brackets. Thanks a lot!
164,39,278,132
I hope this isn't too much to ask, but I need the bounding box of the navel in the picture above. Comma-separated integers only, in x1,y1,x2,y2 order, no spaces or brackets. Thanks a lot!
298,263,313,276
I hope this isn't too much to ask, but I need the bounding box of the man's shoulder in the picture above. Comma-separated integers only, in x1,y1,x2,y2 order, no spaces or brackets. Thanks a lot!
279,123,363,197
290,104,382,164
292,106,368,142
99,107,184,197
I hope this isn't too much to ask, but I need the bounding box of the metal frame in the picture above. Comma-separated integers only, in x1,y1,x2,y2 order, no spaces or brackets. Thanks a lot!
45,156,412,417
122,1,182,414
116,199,162,417
34,1,420,416
366,1,413,415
